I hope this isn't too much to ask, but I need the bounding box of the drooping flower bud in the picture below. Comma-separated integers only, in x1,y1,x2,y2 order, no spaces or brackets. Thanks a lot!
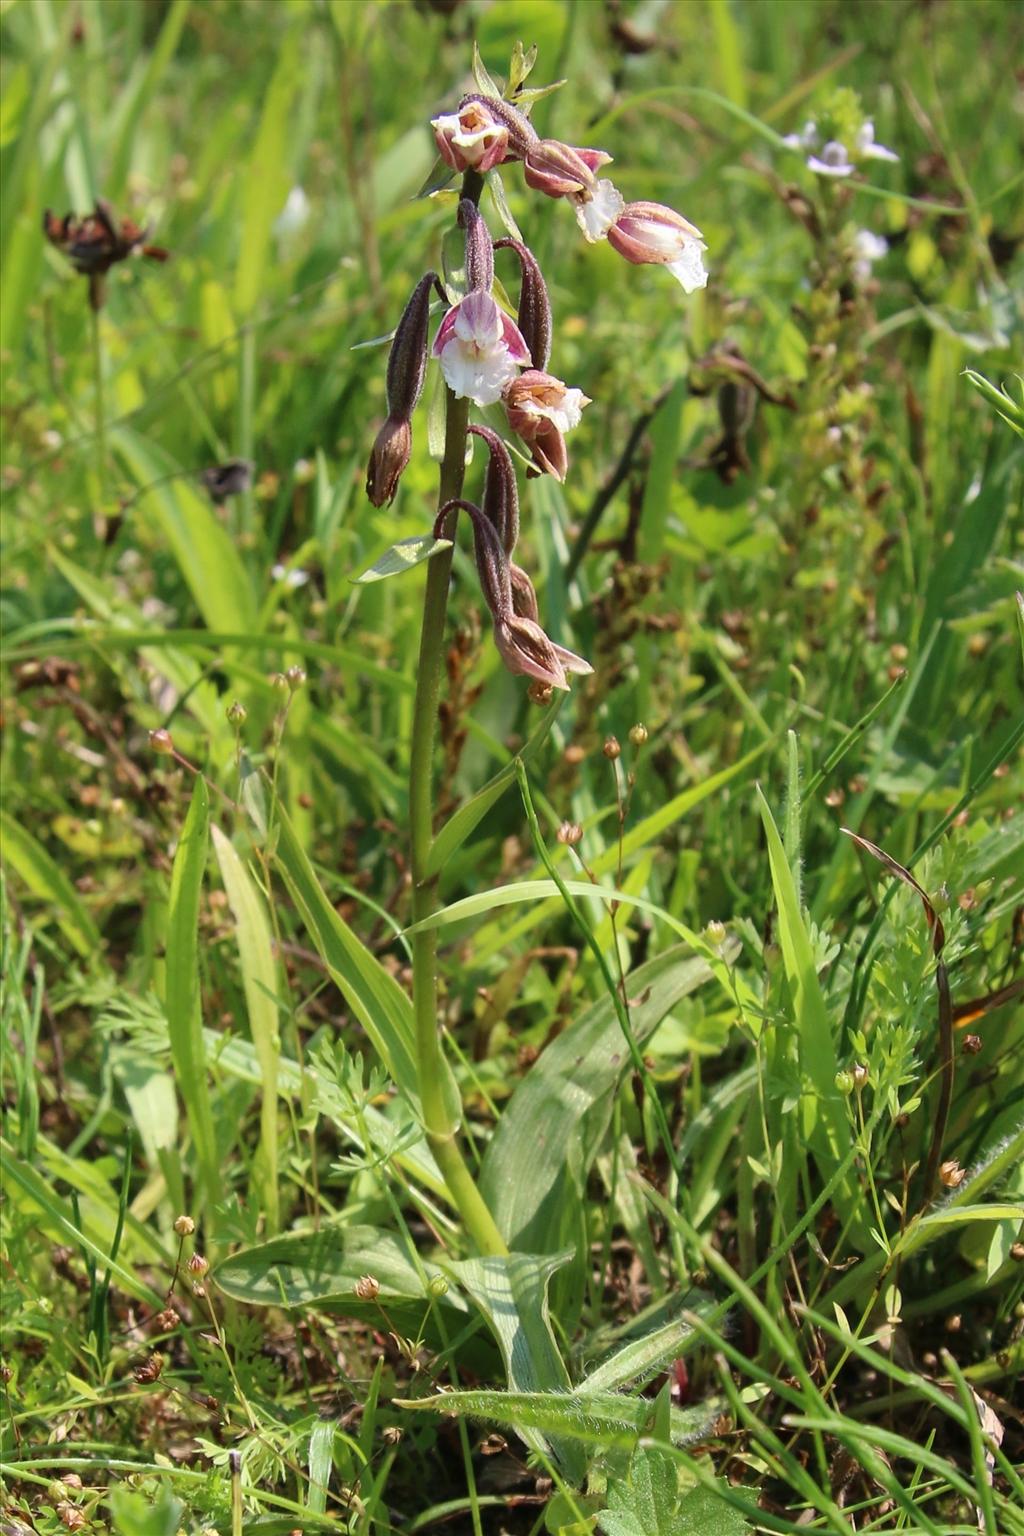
502,369,591,482
458,199,494,294
607,201,709,292
523,140,612,198
366,417,412,508
467,424,519,554
432,289,530,407
366,271,435,506
434,498,512,620
494,613,570,691
493,237,551,371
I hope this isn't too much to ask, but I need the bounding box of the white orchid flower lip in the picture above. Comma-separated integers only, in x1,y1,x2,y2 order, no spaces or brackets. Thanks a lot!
573,178,626,242
605,201,709,291
431,101,510,173
505,370,591,433
432,290,531,408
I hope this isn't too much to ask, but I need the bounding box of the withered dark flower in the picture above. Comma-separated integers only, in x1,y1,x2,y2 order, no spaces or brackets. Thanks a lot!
200,459,253,503
43,198,168,309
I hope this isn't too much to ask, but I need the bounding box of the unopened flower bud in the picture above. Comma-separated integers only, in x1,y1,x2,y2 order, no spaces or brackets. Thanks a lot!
557,822,583,846
428,1273,449,1297
292,457,314,485
186,1252,209,1278
524,139,611,198
458,198,493,294
607,201,709,293
173,1215,195,1236
467,424,519,553
149,728,174,755
851,1063,869,1089
355,1273,380,1301
629,723,648,746
603,736,621,760
225,700,246,725
366,416,412,508
494,237,552,371
705,920,727,946
270,671,288,689
835,1069,855,1095
436,499,511,620
938,1160,966,1189
285,665,306,692
367,271,435,507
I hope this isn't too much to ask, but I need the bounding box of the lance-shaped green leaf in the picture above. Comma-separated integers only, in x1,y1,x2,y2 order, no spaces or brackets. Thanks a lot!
393,1386,713,1452
451,1251,583,1480
353,535,452,584
580,1296,717,1395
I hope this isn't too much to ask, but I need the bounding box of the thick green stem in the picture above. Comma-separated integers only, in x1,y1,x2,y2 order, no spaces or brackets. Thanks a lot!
408,221,507,1258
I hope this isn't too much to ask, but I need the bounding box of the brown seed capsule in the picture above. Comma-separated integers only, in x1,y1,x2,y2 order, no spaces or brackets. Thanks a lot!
382,1425,403,1445
557,821,583,846
186,1252,209,1278
355,1273,380,1301
133,1352,165,1384
153,1308,179,1333
173,1215,195,1236
1010,1242,1024,1262
938,1160,966,1189
564,744,586,765
603,736,621,760
961,1034,982,1055
56,1502,87,1531
149,728,174,755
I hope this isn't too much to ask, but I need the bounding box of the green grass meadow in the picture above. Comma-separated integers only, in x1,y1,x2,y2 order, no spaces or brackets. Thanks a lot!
1,0,1023,1531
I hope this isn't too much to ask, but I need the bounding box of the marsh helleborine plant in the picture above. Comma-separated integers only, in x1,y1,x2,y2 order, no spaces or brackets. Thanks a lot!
364,61,707,1256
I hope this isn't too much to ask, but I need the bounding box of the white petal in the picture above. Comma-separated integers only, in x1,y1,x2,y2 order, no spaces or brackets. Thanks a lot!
574,178,625,242
667,238,709,293
440,341,518,407
807,142,854,177
854,230,888,263
274,186,310,237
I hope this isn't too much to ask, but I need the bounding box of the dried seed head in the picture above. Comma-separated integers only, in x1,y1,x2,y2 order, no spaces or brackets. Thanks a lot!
56,1502,87,1531
603,736,621,760
494,236,552,370
153,1308,179,1333
628,722,648,746
186,1252,209,1277
557,822,583,846
133,1352,165,1384
458,199,494,294
961,1033,982,1055
355,1274,380,1301
938,1160,966,1189
382,1424,403,1445
173,1215,195,1236
149,728,174,755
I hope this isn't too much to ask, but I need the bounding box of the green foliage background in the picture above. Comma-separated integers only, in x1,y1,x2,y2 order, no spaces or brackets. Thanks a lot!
1,1,1022,1532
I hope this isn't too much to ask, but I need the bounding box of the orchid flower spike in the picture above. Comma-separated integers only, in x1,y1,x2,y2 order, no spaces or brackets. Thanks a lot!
366,270,436,506
493,236,552,371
